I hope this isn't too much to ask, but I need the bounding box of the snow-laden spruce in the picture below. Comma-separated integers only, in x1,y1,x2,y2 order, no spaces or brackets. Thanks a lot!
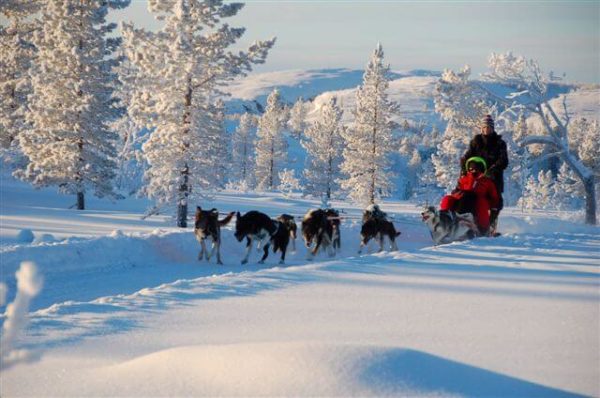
339,44,399,205
301,96,345,204
255,89,288,191
431,121,471,192
277,168,301,197
209,99,230,189
288,97,308,140
121,0,274,227
231,112,257,189
508,112,532,208
17,0,128,210
0,0,39,151
111,51,148,196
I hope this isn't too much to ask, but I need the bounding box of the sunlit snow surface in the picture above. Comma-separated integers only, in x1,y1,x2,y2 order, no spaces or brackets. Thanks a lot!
1,171,598,397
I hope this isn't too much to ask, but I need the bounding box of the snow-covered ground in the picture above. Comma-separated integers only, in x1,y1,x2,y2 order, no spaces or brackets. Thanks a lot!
1,174,599,397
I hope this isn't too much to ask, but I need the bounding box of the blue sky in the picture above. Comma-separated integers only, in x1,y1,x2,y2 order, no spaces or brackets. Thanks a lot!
112,0,600,83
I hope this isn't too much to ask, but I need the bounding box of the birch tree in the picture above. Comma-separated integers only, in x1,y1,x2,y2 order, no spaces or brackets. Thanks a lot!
339,43,399,205
122,0,274,227
480,52,597,224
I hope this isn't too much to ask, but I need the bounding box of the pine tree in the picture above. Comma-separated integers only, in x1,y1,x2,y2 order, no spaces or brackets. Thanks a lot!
339,43,399,205
17,0,129,210
112,49,147,195
519,170,555,211
288,97,307,140
431,121,471,191
255,89,288,191
554,161,583,210
122,0,274,227
508,112,531,209
231,112,256,189
301,96,345,202
278,168,300,197
210,99,230,189
0,0,39,153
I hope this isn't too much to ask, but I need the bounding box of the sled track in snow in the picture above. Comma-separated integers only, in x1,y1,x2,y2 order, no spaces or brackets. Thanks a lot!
11,225,600,350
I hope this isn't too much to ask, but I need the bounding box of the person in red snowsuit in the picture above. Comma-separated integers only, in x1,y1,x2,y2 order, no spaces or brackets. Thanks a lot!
440,157,500,235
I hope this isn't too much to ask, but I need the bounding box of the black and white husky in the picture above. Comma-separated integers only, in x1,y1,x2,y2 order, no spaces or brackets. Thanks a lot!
358,218,401,254
194,207,235,265
301,208,341,259
421,206,477,245
234,211,297,264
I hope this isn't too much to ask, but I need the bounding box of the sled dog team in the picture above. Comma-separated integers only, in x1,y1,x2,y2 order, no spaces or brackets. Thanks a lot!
194,204,401,265
196,114,507,263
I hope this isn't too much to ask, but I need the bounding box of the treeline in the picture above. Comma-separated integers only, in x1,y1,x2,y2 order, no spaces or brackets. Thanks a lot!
1,2,597,224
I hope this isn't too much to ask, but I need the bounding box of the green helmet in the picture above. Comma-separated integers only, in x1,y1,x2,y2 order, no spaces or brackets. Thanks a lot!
465,156,487,174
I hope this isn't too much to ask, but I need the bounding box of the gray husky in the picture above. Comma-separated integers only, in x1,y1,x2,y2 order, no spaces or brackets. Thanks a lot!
421,206,477,245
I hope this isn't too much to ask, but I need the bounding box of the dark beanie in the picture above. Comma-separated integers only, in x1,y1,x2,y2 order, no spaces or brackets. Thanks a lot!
482,114,494,128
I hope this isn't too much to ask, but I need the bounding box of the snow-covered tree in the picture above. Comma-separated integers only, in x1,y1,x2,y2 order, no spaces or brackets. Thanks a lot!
231,112,256,188
288,97,307,139
17,0,129,210
519,170,555,211
122,0,275,227
431,121,471,191
432,64,495,195
554,161,583,210
0,0,39,171
479,52,597,224
339,44,399,205
209,98,230,189
434,66,488,131
112,116,148,195
278,168,300,197
255,89,288,191
301,96,345,202
111,50,148,196
569,118,600,177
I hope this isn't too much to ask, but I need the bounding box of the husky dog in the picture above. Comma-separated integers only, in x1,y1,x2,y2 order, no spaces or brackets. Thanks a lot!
421,206,477,245
194,207,235,265
301,208,341,259
234,211,296,264
359,218,401,254
276,214,298,253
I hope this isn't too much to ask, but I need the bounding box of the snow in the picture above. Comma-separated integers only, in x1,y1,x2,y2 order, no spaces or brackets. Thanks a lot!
1,170,598,397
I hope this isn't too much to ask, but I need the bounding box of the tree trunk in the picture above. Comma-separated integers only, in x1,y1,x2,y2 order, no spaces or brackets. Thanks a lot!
583,175,596,225
177,201,188,228
269,140,274,190
77,192,85,210
177,79,193,228
177,163,189,228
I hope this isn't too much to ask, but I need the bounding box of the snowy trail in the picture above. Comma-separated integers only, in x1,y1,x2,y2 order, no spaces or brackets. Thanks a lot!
3,228,598,397
2,177,599,396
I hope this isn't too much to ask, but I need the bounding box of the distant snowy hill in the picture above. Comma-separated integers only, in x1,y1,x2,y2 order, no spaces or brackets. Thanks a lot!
224,68,441,125
224,68,599,131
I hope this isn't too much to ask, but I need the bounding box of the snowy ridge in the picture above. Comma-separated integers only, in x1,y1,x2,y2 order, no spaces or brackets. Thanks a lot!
14,342,582,397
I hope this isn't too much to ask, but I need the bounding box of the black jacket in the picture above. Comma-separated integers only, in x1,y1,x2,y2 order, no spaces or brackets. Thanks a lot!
460,132,508,193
